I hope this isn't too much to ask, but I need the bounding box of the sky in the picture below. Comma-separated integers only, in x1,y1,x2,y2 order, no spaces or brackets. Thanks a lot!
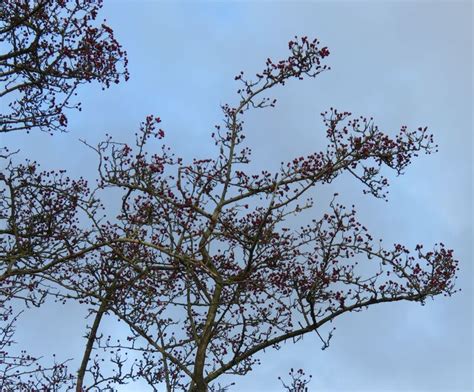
2,1,472,391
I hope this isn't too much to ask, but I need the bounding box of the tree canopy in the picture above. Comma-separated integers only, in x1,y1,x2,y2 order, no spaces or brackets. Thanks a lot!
0,2,459,391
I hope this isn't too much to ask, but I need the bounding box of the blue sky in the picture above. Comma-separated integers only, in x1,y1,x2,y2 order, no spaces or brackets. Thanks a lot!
3,1,472,391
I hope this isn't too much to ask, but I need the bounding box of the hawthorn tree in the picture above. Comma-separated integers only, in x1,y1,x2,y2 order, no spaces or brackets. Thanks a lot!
0,0,128,133
0,4,459,391
37,37,457,390
0,0,127,389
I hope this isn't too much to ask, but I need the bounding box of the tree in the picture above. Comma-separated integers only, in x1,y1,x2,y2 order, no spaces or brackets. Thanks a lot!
0,1,127,389
0,6,458,391
0,0,128,134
